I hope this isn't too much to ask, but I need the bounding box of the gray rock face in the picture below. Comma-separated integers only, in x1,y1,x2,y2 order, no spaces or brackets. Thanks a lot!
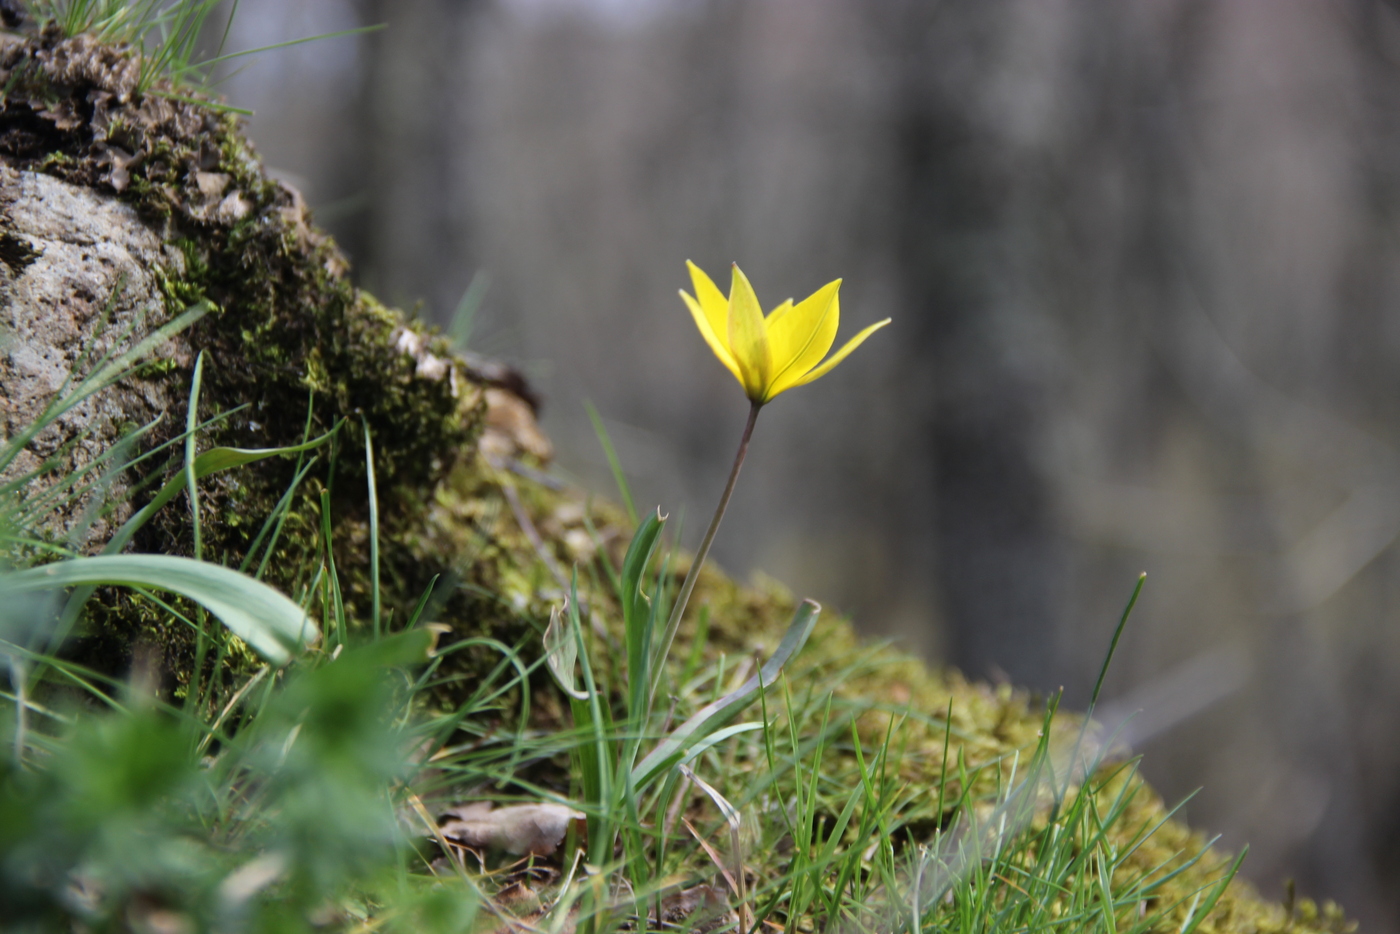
0,166,188,548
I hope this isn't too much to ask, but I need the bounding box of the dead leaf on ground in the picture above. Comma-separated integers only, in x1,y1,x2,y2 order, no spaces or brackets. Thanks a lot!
438,801,585,857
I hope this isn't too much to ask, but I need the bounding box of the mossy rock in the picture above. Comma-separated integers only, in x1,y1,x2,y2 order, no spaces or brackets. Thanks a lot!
0,25,1350,933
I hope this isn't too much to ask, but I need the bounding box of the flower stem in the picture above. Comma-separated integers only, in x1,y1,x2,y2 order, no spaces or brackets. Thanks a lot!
653,401,761,685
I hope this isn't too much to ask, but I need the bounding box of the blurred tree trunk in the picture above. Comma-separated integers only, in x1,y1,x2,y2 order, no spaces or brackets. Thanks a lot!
351,0,480,318
888,1,1064,690
883,0,1395,922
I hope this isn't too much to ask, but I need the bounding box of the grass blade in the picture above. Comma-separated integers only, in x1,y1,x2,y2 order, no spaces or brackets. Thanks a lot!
363,417,382,638
584,401,638,526
4,554,318,665
621,507,665,721
631,599,819,789
104,424,342,557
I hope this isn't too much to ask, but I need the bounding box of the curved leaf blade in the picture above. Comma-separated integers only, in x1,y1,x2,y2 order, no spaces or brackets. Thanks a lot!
621,507,665,720
631,598,819,789
3,555,318,665
105,427,340,556
544,598,588,701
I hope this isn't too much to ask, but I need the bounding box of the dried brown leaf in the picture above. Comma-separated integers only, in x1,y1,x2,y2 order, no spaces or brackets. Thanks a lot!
439,801,585,857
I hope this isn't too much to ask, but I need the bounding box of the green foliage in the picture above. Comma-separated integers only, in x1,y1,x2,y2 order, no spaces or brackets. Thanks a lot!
23,0,379,101
539,504,819,930
4,344,1247,933
26,0,229,94
447,272,491,356
0,303,497,930
0,622,495,932
0,363,507,928
0,319,1295,931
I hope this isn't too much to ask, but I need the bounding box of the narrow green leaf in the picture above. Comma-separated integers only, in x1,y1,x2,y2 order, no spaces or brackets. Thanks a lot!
584,401,637,526
405,575,439,629
320,489,346,646
363,417,381,638
544,599,588,701
566,570,616,864
105,426,341,557
4,555,317,666
448,271,491,351
620,508,665,721
0,302,208,478
670,721,762,767
631,598,819,789
1179,848,1246,934
184,351,208,714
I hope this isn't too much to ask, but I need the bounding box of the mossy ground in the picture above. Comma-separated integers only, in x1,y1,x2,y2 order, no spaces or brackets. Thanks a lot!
0,24,1352,934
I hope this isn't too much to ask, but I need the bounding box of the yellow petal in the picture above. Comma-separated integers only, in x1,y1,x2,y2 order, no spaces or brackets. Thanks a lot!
686,260,729,346
765,279,841,399
727,264,770,401
765,298,794,323
788,317,891,390
681,290,744,387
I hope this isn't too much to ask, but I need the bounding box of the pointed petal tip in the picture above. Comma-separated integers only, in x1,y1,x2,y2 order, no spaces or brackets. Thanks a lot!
726,264,768,397
789,316,893,389
681,288,744,386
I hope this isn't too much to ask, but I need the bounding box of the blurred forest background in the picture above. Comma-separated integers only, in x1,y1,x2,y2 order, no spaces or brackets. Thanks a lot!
204,0,1400,925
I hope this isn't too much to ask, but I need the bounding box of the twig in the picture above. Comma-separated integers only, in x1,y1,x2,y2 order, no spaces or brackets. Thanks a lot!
682,817,741,902
197,666,268,756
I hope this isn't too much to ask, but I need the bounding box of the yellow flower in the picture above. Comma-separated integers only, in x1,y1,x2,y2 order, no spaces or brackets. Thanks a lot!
680,261,891,405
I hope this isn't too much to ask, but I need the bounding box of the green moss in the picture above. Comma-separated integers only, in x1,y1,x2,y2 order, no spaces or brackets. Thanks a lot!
411,461,1354,933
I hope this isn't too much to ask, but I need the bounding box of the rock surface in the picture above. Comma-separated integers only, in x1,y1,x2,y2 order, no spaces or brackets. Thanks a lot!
0,166,187,546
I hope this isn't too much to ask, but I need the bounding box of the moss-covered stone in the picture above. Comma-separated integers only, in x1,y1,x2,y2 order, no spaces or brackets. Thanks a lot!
1,25,480,685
